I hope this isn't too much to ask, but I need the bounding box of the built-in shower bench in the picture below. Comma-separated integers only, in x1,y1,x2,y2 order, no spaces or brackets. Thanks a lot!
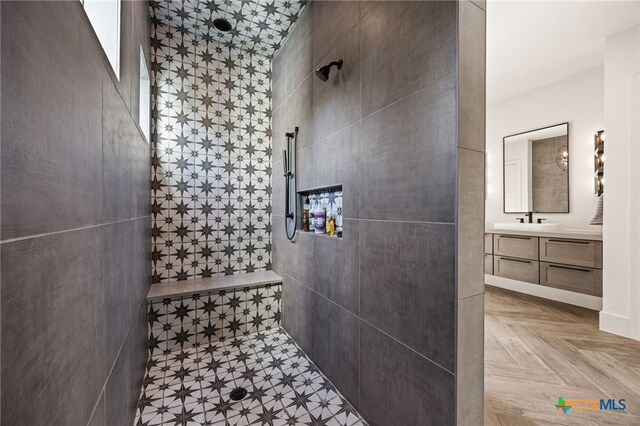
146,270,282,300
146,271,283,353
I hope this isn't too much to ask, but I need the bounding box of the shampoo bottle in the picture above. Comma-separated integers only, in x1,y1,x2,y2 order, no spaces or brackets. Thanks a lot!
314,204,325,234
303,197,310,232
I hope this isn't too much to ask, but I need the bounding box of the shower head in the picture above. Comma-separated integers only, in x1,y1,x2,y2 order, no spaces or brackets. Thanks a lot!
315,59,343,82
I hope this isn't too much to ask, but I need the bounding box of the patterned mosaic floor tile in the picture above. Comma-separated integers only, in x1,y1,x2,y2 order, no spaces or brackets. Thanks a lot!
135,328,367,426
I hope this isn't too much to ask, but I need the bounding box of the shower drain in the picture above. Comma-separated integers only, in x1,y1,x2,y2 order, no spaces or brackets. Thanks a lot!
230,387,248,401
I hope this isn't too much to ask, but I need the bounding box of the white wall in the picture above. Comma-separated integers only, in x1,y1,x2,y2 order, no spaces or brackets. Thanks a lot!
503,139,532,212
486,67,604,228
601,24,640,339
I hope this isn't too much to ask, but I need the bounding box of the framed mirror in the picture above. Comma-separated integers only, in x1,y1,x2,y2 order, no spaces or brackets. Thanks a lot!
503,122,569,213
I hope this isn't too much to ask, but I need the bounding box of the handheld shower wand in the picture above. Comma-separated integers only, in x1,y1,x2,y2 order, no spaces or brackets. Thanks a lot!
284,127,298,241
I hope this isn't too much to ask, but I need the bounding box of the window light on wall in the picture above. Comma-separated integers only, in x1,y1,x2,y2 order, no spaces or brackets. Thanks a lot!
80,0,121,79
139,47,151,142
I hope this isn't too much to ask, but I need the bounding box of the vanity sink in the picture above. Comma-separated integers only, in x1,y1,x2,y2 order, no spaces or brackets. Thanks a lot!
493,222,561,231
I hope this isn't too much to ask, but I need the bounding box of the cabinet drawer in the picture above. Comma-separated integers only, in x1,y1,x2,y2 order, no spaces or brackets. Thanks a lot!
540,262,602,296
493,234,539,260
485,254,493,274
494,256,539,284
539,238,602,269
485,234,493,254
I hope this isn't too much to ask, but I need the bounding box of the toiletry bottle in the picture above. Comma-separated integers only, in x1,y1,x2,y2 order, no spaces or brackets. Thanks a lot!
303,197,310,232
325,213,330,235
327,213,335,236
314,204,325,234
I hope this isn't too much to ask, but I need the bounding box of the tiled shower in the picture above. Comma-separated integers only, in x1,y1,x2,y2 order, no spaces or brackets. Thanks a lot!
0,1,485,425
150,19,280,282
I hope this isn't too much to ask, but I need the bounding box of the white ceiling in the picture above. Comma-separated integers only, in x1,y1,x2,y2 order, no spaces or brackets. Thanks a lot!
487,0,640,104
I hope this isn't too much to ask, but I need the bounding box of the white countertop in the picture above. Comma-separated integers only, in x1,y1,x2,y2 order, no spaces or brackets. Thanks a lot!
485,225,603,241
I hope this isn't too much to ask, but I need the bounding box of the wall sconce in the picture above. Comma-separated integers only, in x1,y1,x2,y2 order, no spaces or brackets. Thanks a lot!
594,130,605,196
555,144,569,172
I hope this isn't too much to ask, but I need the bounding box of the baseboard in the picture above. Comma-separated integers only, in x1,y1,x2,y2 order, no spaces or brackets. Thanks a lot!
485,274,603,310
599,310,631,338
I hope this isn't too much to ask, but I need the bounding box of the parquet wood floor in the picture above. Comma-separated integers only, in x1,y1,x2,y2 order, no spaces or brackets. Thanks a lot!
485,285,640,426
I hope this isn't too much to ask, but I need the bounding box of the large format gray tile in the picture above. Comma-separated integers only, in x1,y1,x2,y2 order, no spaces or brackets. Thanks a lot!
132,301,149,398
271,216,287,275
132,137,151,218
87,392,106,426
296,144,314,191
360,0,456,117
105,331,135,426
312,123,360,218
312,0,359,67
289,74,314,150
471,0,486,11
103,221,134,373
103,72,135,222
286,6,313,95
312,219,359,314
458,0,486,152
360,74,457,223
132,217,152,308
1,227,105,426
0,1,103,239
360,221,456,371
456,294,484,425
272,99,288,165
313,23,361,142
457,148,485,299
282,274,313,354
310,291,359,406
272,49,287,110
272,164,285,217
359,322,454,426
286,231,315,286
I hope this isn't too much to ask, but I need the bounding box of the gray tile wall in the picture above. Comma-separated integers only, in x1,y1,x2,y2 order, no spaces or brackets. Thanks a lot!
0,1,151,425
272,1,486,424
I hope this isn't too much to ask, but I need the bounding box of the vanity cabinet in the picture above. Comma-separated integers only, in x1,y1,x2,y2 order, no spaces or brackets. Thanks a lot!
539,262,602,296
494,234,538,260
494,255,539,284
485,232,602,297
539,238,602,269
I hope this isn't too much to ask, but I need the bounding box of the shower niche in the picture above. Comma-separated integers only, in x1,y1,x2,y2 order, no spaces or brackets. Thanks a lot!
297,185,343,238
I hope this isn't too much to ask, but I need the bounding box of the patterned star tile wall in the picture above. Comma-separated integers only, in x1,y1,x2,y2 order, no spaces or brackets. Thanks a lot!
151,22,274,282
148,284,282,354
150,0,309,57
150,1,308,283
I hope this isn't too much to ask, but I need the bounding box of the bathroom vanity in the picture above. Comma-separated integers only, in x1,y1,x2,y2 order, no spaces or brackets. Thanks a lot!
485,226,603,309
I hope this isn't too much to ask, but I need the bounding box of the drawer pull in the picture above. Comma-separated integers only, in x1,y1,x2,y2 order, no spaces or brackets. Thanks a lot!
499,235,531,240
548,239,590,245
501,257,531,264
548,264,590,273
